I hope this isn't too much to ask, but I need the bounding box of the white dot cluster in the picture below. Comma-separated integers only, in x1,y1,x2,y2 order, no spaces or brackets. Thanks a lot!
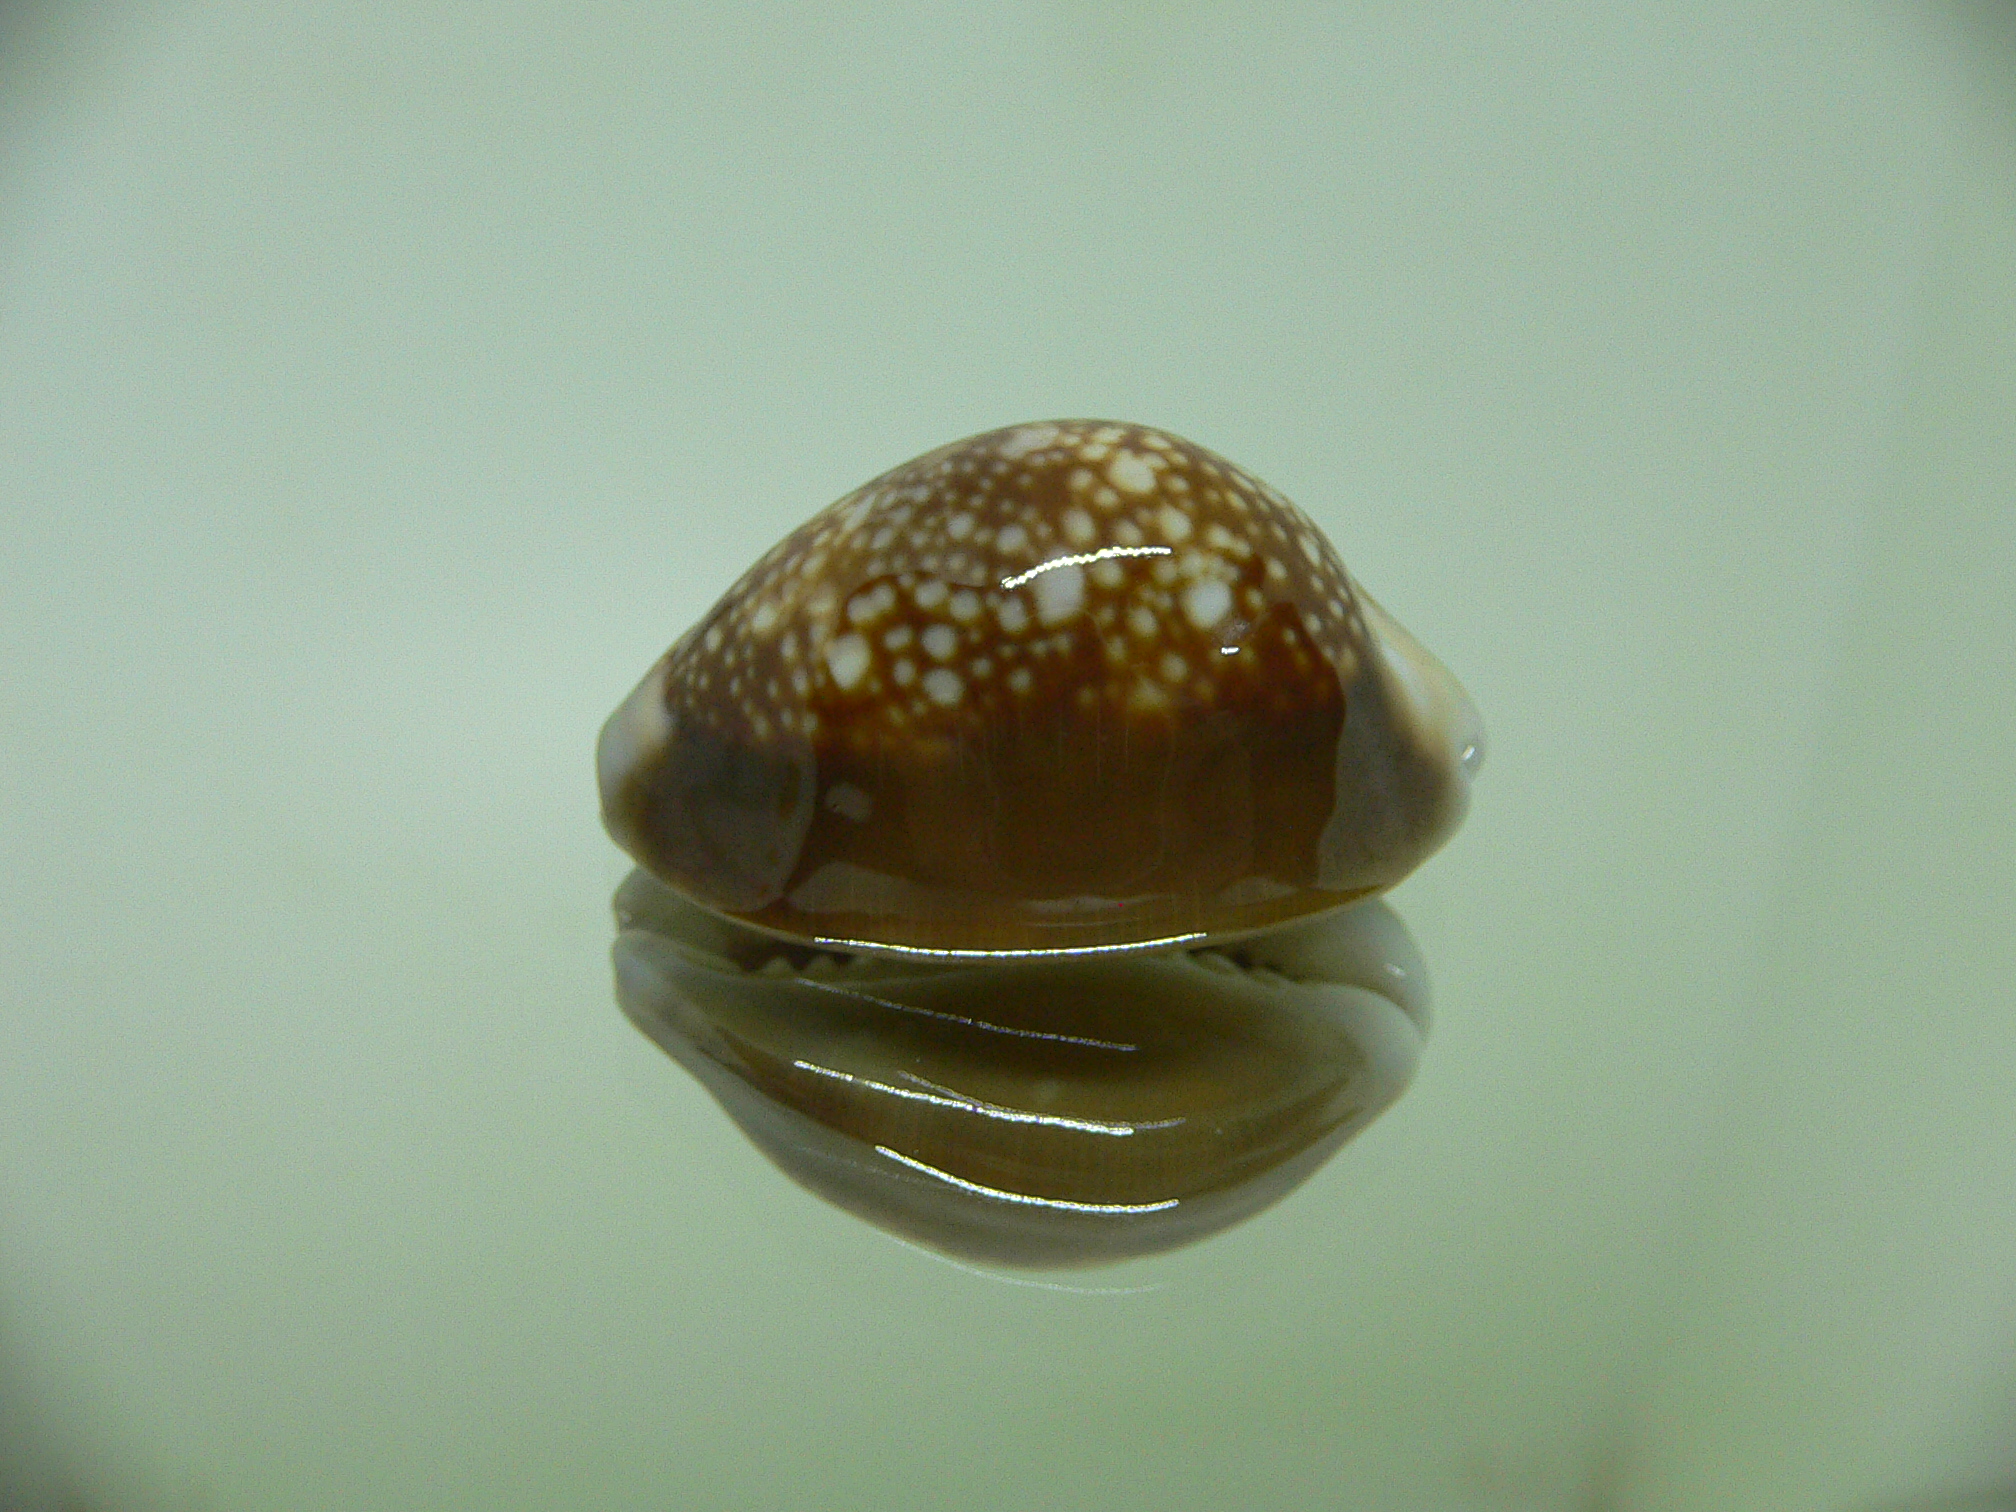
662,421,1369,748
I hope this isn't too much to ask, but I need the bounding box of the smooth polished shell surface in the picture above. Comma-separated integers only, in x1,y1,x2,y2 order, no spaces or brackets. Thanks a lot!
612,869,1428,1267
600,421,1481,957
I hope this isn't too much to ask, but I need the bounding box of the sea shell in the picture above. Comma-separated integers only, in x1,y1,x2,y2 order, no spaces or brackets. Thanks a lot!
612,869,1429,1267
599,421,1481,958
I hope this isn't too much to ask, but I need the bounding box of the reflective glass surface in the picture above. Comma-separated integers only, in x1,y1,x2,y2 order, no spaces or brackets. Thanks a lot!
4,6,2014,1509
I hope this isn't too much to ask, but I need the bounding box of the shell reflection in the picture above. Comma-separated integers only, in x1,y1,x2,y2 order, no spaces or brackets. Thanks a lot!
613,869,1429,1267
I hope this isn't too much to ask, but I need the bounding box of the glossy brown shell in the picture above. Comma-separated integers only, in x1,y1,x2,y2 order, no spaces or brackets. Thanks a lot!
599,421,1475,957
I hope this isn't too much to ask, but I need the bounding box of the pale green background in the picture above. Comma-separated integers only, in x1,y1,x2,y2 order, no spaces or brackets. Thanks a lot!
3,4,2013,1510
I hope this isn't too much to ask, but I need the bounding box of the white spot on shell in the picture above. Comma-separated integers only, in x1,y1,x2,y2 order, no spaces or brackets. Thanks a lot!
1129,679,1170,712
1181,578,1233,631
996,524,1029,555
1063,509,1095,546
1108,451,1157,495
847,584,896,624
892,658,916,686
1033,562,1086,626
824,633,870,690
923,668,964,706
1156,505,1193,543
948,589,981,623
921,624,958,661
996,596,1029,634
998,424,1059,460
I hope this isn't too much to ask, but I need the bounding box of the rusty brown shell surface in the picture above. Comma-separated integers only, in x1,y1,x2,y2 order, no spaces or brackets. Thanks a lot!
598,421,1481,958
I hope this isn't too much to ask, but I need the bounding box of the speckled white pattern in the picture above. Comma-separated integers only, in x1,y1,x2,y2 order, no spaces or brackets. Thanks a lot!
655,421,1373,752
